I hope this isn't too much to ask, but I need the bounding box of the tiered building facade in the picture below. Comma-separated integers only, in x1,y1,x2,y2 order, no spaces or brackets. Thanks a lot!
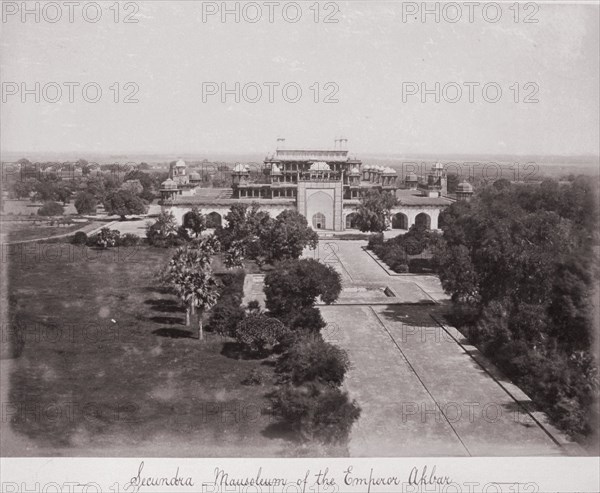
160,140,473,231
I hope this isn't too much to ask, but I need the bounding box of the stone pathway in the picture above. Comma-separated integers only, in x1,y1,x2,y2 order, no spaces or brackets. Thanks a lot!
304,240,570,456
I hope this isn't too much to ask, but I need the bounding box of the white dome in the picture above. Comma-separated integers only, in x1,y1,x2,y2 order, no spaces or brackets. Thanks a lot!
383,167,397,174
233,163,249,173
457,181,474,193
309,161,331,171
161,178,177,189
271,164,282,174
349,166,360,175
175,159,186,167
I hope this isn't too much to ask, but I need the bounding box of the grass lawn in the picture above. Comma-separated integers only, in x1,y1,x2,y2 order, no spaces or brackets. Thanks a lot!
4,243,335,457
2,223,85,243
376,302,452,327
1,221,102,243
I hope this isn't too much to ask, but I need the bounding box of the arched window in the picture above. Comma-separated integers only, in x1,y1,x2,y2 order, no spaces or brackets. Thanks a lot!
206,212,222,228
392,213,408,230
415,212,431,230
312,213,326,230
345,213,358,229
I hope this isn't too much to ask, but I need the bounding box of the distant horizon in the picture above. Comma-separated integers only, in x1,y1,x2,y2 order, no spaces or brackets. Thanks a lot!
2,150,599,163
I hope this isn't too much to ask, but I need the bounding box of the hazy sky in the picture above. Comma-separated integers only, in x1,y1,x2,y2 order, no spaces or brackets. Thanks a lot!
1,1,598,157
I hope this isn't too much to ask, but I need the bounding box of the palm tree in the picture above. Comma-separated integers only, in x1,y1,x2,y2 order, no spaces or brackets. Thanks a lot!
160,237,221,339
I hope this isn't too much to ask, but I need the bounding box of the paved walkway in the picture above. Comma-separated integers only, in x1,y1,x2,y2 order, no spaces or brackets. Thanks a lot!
304,240,569,456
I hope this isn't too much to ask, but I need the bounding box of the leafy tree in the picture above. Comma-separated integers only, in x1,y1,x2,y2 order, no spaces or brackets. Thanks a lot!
103,174,122,192
120,179,144,195
12,181,33,200
435,179,599,437
276,336,350,385
435,244,478,303
235,314,288,356
260,209,319,262
146,211,183,247
38,201,64,216
446,173,460,194
493,178,512,191
182,207,207,238
207,272,246,336
33,181,59,202
216,203,272,262
74,192,97,215
85,177,106,200
264,259,342,320
354,189,398,232
103,190,147,220
223,239,246,269
55,184,73,205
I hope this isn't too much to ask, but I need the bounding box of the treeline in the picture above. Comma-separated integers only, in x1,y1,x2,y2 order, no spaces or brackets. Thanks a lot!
6,158,168,216
210,257,360,445
435,177,598,438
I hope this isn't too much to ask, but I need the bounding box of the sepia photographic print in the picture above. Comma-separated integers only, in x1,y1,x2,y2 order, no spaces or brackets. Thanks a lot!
0,1,599,491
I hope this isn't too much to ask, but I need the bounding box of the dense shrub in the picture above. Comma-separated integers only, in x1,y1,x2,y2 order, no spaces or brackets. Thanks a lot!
273,382,361,444
71,231,88,245
367,224,441,274
208,300,246,337
95,227,120,248
38,201,64,216
207,272,246,336
276,336,350,386
119,233,141,246
85,230,141,248
408,258,435,273
235,314,288,356
367,232,384,250
379,245,407,272
286,307,326,333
